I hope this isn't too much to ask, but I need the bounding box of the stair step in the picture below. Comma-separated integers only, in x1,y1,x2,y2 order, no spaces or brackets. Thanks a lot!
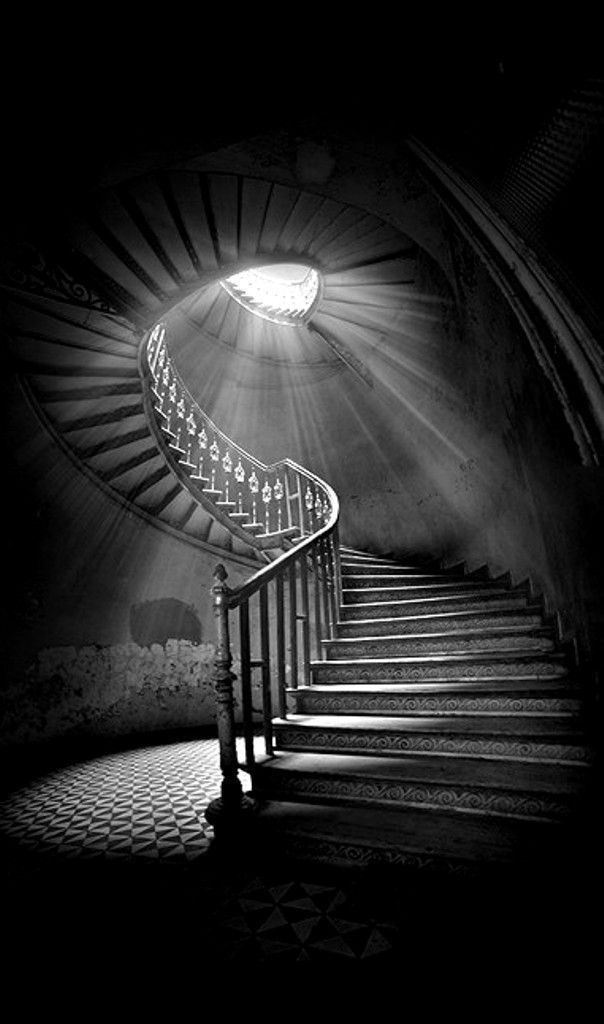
341,558,420,570
311,653,568,684
342,584,519,604
294,682,580,716
337,609,545,636
340,594,530,619
341,565,466,578
273,715,590,764
253,751,588,821
323,630,555,659
253,798,562,870
342,576,500,591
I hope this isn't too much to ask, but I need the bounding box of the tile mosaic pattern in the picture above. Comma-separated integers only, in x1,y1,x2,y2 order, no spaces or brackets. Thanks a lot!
0,739,220,863
202,876,397,962
0,737,398,961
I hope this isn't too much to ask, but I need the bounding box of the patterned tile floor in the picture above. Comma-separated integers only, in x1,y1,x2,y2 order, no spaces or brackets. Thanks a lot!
1,736,592,966
0,737,400,962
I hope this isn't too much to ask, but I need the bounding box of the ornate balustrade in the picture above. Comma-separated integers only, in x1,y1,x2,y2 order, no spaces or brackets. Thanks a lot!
143,322,333,550
205,463,341,834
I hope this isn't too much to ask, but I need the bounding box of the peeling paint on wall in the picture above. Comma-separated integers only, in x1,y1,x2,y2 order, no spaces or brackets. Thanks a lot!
0,639,258,749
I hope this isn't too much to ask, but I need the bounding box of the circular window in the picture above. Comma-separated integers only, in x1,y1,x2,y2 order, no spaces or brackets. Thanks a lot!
220,263,321,326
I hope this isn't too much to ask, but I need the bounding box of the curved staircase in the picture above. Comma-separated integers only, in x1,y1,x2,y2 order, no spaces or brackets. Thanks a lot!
2,169,418,566
250,546,593,875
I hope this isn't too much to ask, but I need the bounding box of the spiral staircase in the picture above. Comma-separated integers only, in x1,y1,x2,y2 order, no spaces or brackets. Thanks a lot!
1,163,596,877
2,169,417,564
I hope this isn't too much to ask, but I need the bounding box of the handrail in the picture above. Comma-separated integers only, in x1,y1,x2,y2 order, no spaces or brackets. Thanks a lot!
205,461,341,836
227,471,339,608
142,322,334,551
140,319,342,836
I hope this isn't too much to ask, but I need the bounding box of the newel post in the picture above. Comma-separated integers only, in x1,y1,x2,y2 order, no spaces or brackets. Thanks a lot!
205,564,257,834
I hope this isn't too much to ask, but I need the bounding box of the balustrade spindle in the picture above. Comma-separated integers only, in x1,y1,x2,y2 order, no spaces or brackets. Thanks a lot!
311,542,322,659
299,554,311,686
259,584,273,755
275,573,287,718
329,536,337,638
239,600,255,770
284,472,294,530
289,560,298,690
319,538,332,640
296,473,304,535
332,524,342,610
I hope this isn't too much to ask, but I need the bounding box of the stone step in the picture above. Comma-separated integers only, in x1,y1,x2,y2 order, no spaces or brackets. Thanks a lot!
339,548,398,561
311,652,568,685
253,751,589,821
323,629,556,659
342,583,521,604
294,682,581,717
336,609,545,636
341,564,465,578
340,593,530,619
252,798,564,871
341,559,423,572
273,715,590,764
342,575,503,592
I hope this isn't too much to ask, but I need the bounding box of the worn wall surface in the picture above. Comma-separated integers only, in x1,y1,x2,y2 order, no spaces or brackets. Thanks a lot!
3,129,601,754
2,374,257,752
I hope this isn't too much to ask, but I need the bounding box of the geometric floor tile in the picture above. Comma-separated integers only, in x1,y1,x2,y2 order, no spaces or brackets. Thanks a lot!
0,738,222,864
0,736,401,961
202,876,399,962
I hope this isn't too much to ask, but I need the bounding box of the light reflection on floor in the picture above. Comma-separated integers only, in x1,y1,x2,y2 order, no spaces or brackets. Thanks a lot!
0,737,398,962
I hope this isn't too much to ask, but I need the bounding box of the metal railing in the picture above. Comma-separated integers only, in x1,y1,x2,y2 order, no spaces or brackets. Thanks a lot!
143,322,333,550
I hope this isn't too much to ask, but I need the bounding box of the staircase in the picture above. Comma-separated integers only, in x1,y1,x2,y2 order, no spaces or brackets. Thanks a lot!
249,546,593,875
2,168,418,567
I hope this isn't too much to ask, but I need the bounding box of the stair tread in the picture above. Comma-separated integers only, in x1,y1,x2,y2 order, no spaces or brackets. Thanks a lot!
274,714,582,736
254,799,558,863
343,585,513,595
342,579,504,589
326,628,553,644
341,597,529,614
297,679,574,693
255,751,588,792
339,610,543,626
312,652,565,666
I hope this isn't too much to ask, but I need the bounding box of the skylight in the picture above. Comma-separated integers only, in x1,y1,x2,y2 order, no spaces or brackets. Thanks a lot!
220,263,321,326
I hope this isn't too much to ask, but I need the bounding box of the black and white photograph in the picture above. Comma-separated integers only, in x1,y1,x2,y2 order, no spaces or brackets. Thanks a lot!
1,29,601,971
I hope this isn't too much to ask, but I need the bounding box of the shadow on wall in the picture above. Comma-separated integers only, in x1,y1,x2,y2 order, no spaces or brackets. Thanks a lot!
130,599,202,647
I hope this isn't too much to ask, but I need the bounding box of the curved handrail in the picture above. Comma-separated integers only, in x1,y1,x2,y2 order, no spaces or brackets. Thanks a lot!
227,470,339,609
142,322,334,550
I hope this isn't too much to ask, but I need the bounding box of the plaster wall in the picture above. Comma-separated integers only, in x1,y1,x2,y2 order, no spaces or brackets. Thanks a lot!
1,373,257,753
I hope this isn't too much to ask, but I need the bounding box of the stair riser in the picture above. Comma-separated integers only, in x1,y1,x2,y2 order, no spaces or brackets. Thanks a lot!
341,596,529,619
295,692,580,716
336,613,544,636
254,773,575,821
261,829,476,874
342,576,494,591
324,635,555,658
274,727,590,764
312,661,568,684
342,586,516,604
341,566,461,578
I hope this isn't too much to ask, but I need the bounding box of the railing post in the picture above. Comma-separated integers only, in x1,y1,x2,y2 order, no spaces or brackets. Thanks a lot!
205,564,257,834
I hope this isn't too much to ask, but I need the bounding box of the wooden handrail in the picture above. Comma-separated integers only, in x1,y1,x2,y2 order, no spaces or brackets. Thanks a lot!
205,467,341,836
226,476,339,608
